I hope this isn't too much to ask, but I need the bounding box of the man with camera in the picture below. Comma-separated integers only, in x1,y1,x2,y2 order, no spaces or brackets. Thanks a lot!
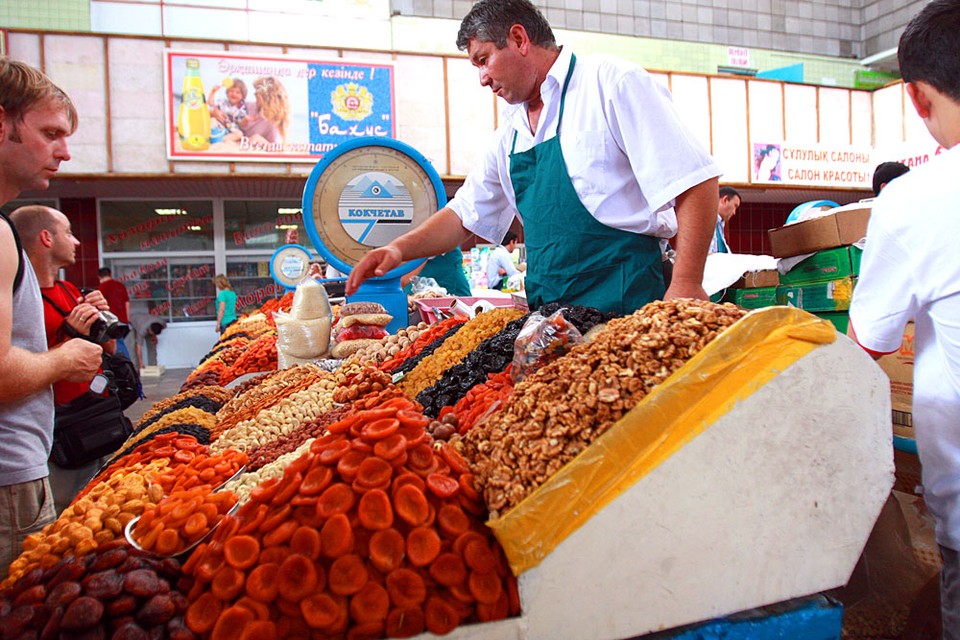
1,58,104,577
10,204,133,513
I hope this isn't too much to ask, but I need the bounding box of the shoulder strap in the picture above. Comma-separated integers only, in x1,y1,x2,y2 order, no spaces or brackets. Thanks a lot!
41,281,80,318
0,211,25,294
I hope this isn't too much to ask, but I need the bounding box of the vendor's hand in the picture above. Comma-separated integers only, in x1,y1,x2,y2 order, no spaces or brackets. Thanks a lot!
306,263,324,279
82,289,109,311
346,246,403,296
664,278,708,302
65,302,102,335
56,338,103,382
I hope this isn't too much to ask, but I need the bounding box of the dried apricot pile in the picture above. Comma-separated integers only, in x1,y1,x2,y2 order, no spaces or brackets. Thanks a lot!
133,487,238,557
182,400,519,638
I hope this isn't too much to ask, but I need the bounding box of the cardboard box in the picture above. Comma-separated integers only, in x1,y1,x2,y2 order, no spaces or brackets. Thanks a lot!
775,277,855,312
732,269,780,289
779,246,859,285
767,203,871,258
730,286,778,309
877,322,914,431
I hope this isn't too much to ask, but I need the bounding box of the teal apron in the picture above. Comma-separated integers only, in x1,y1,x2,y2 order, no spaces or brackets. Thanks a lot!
509,54,664,316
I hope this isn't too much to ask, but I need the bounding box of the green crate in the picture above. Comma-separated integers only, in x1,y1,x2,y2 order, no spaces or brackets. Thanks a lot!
779,247,857,285
776,277,856,312
731,286,778,309
816,312,849,333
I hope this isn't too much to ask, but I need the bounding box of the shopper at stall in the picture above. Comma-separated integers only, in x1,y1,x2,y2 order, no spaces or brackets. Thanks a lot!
0,58,102,577
485,231,521,290
708,186,741,254
213,274,238,334
129,313,166,371
848,1,960,635
346,0,720,314
10,205,117,514
871,161,910,197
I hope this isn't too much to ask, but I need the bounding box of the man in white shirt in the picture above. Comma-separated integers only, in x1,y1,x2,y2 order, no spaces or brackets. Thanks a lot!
708,186,740,254
848,1,960,634
347,0,719,315
486,231,520,290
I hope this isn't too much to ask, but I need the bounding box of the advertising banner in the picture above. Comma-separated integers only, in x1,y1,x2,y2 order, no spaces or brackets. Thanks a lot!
164,50,394,162
750,141,875,189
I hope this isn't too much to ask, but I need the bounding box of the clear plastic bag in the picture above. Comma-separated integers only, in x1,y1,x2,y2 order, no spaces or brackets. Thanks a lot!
408,276,448,296
511,308,584,383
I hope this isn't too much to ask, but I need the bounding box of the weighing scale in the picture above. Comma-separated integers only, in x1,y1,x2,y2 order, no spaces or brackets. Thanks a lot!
301,137,445,334
268,243,314,290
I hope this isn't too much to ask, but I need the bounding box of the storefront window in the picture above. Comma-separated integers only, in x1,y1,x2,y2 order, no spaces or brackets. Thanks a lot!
105,256,216,322
100,200,214,252
224,201,305,250
226,257,288,314
100,200,216,324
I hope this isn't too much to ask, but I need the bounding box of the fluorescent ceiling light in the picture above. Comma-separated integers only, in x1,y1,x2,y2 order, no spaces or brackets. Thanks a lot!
155,208,187,215
278,207,302,215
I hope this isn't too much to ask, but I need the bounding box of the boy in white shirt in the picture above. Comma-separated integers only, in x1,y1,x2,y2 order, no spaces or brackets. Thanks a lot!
848,1,960,634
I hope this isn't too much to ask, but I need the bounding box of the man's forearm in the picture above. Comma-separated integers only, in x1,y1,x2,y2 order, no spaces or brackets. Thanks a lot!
670,178,719,287
390,208,470,261
0,347,64,403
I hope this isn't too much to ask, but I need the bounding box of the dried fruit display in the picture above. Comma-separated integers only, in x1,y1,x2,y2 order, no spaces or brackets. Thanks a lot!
181,400,519,638
399,308,526,399
0,540,194,638
458,299,746,517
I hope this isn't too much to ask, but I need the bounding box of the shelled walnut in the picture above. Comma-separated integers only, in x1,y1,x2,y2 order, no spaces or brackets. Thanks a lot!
456,299,746,517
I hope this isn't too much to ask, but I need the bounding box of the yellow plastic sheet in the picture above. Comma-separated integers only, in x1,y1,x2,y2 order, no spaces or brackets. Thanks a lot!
487,306,837,575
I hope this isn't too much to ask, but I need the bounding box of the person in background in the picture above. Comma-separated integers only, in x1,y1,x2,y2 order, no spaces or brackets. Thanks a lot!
97,267,129,323
347,0,720,314
847,1,960,635
709,186,741,254
485,231,520,290
403,247,474,298
0,57,102,577
213,274,238,334
128,313,166,371
97,266,131,359
10,205,115,514
871,161,910,197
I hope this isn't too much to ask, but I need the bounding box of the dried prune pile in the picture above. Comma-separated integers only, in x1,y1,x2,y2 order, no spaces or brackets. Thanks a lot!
417,305,614,417
0,540,195,639
416,314,530,417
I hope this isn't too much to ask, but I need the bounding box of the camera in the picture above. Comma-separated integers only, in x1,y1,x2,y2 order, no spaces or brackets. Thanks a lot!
80,289,131,344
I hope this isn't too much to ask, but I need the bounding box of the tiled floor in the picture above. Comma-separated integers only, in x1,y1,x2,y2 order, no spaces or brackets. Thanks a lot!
126,368,194,425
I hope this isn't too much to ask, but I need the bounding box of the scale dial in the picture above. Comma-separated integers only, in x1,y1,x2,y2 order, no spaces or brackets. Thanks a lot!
306,143,440,268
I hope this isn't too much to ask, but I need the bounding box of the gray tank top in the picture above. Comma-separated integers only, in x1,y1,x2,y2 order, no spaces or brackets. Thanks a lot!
0,238,55,486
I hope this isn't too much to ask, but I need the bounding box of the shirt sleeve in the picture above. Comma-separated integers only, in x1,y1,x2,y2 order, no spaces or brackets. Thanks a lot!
447,129,520,245
848,199,917,353
605,66,720,214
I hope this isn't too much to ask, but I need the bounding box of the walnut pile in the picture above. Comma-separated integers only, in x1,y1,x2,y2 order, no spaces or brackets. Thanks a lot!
456,299,746,518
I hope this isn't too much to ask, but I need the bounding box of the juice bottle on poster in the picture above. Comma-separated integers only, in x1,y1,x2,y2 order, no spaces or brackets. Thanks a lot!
178,58,211,151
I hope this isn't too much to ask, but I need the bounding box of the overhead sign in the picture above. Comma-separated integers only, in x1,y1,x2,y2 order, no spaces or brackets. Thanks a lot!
164,50,394,162
751,141,875,189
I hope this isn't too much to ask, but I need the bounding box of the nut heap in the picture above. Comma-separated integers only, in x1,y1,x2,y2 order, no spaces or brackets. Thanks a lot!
458,299,746,517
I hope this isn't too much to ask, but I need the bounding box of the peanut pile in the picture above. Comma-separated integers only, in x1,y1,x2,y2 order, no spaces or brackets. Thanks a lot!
457,299,746,517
